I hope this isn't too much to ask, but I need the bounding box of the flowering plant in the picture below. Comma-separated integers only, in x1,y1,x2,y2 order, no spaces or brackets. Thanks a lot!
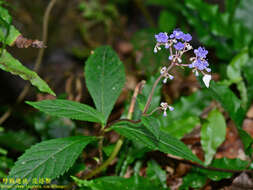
152,29,212,117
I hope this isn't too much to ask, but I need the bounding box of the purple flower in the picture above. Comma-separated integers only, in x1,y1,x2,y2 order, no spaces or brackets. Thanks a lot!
170,29,184,39
155,32,168,43
182,33,192,42
174,42,184,50
194,47,208,58
192,59,209,71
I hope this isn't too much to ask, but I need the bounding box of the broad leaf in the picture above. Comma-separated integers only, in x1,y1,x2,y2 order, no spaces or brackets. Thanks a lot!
27,99,105,124
72,175,165,190
201,109,226,165
0,50,55,96
112,121,202,163
85,46,125,122
142,116,161,139
8,136,95,187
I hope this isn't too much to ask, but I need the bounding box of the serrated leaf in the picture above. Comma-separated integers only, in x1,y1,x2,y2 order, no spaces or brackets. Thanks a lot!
72,175,165,190
112,121,202,163
201,109,226,165
85,46,125,122
8,136,95,187
0,50,55,96
27,99,105,124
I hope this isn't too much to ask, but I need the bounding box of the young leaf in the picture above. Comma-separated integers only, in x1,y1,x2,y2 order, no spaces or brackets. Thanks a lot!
201,109,226,165
0,6,21,45
85,46,125,122
0,50,55,96
27,99,105,124
72,175,165,190
112,121,202,163
8,136,95,186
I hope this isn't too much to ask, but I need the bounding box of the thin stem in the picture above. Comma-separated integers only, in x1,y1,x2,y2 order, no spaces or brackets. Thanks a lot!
143,63,175,114
142,107,162,117
170,156,253,174
83,81,145,179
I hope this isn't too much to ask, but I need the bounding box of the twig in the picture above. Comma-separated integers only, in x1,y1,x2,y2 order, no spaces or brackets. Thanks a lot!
0,0,58,125
83,81,145,179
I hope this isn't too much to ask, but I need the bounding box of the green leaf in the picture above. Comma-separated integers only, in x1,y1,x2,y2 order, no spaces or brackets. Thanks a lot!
72,175,165,190
8,136,95,186
159,90,211,139
0,50,55,96
27,99,105,124
85,46,125,122
112,121,202,163
142,116,161,140
0,130,37,152
207,81,245,127
146,160,167,188
158,11,176,32
227,50,249,108
198,158,249,181
180,171,207,190
201,109,226,165
0,25,20,46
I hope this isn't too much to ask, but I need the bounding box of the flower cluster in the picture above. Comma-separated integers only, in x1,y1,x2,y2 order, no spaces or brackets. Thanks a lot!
160,102,174,117
154,29,212,116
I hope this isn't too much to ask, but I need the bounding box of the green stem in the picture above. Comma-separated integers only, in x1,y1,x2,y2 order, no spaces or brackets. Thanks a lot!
83,81,145,179
83,137,124,179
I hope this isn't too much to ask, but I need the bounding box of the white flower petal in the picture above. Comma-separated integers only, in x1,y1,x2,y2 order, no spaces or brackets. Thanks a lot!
203,74,211,88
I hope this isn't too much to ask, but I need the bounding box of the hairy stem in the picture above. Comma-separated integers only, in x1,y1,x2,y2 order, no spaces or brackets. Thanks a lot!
143,63,175,114
83,81,145,179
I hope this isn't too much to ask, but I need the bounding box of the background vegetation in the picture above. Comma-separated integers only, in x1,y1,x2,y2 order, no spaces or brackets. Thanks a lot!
0,0,253,189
